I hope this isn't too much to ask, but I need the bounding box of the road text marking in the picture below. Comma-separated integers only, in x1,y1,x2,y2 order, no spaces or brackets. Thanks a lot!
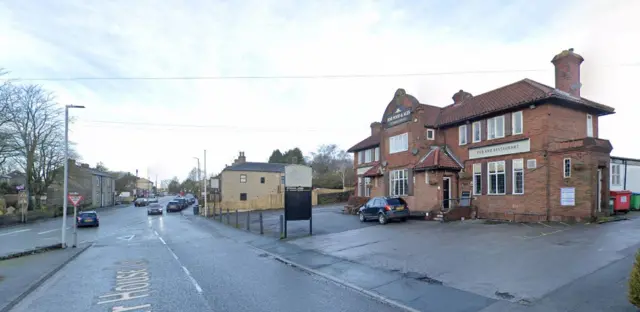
117,235,136,241
97,260,152,311
0,229,31,237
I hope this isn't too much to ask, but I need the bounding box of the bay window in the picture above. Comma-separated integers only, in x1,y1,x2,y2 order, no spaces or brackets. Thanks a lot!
390,169,408,196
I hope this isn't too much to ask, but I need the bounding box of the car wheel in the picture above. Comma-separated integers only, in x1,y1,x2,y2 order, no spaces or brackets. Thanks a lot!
359,212,366,222
401,217,408,222
95,223,99,227
378,213,387,225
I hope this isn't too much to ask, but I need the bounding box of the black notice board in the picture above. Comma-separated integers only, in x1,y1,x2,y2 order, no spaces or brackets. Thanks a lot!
284,187,312,221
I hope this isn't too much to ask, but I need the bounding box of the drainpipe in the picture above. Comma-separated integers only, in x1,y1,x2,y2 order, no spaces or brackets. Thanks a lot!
624,159,628,190
544,107,551,221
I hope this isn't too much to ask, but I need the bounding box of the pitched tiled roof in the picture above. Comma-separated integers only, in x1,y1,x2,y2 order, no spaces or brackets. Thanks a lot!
436,79,614,126
419,104,441,127
347,134,380,152
413,146,462,170
362,162,383,177
224,162,285,173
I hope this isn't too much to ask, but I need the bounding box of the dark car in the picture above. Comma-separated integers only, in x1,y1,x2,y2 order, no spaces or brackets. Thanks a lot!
174,197,188,209
76,211,99,227
147,203,163,215
134,198,149,207
358,197,410,224
166,200,181,212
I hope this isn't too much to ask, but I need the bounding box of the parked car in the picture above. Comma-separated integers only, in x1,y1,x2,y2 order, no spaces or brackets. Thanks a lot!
174,197,188,209
358,196,410,224
134,198,149,207
76,211,99,227
147,203,163,215
166,200,181,212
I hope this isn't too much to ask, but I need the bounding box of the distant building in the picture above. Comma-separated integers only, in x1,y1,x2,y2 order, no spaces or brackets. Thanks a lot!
610,156,640,193
46,159,116,209
220,152,285,210
6,170,26,186
135,178,154,196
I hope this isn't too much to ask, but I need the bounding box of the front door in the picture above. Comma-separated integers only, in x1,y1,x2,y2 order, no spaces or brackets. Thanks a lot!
443,177,451,210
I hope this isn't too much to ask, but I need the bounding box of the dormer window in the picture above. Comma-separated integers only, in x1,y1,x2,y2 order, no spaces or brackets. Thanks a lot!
426,129,435,140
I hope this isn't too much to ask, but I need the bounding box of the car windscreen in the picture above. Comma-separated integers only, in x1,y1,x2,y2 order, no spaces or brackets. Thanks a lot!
149,203,161,207
79,212,96,218
385,198,407,206
168,201,178,205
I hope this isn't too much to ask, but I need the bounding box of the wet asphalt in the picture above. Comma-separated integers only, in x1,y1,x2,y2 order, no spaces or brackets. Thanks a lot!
6,197,403,312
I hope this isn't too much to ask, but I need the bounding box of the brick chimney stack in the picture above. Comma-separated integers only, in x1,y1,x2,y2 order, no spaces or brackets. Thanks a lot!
370,122,382,136
452,90,472,104
234,151,246,165
551,48,584,98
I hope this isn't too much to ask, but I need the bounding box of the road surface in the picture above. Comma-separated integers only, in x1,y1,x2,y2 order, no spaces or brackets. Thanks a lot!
7,198,402,312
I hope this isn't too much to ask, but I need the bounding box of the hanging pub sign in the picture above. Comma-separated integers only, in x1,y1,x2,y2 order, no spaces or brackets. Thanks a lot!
385,106,412,128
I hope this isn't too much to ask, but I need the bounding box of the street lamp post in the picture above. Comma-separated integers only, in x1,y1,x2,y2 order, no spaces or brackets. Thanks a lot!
193,156,200,201
62,104,84,248
204,150,208,217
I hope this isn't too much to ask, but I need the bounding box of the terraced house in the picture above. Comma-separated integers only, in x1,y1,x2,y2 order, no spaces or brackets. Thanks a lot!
348,49,615,222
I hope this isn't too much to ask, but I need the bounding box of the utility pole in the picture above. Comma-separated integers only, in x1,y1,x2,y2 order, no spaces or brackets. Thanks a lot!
62,104,84,248
155,174,158,195
193,156,200,197
204,149,208,217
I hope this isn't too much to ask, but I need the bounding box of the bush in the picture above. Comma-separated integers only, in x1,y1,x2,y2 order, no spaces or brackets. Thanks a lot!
629,250,640,307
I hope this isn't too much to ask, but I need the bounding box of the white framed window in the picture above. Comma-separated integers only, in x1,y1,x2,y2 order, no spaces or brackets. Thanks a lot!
358,152,364,164
389,133,409,154
426,129,435,140
364,149,372,163
390,169,408,196
240,174,247,183
459,125,468,145
512,111,523,135
487,116,505,140
512,159,524,194
587,114,593,137
611,164,621,185
488,161,506,195
357,177,363,196
473,163,482,195
472,121,481,143
374,147,380,161
425,171,429,184
527,159,537,169
563,158,571,178
364,177,371,197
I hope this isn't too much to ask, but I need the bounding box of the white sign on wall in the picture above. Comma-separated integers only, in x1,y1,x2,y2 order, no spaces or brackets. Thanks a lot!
356,166,373,175
469,139,531,160
560,187,576,206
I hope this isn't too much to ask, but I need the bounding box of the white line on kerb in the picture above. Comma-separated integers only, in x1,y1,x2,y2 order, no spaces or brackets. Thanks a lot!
158,236,166,245
182,266,203,293
0,229,31,237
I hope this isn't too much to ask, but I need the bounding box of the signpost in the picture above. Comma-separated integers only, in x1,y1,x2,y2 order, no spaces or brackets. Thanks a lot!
68,192,83,248
283,164,313,239
18,190,28,223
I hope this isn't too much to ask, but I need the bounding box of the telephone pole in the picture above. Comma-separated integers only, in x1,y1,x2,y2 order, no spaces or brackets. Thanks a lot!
204,149,208,217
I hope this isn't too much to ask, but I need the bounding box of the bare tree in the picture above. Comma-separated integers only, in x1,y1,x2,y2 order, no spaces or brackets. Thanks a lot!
0,70,17,168
309,144,354,189
5,84,65,208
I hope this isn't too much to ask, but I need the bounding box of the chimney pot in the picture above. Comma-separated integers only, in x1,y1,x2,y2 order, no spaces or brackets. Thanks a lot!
370,122,382,136
452,90,472,104
551,48,584,97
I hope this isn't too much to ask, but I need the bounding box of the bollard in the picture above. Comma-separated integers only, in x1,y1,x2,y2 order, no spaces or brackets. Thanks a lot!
219,206,223,222
226,208,230,224
259,212,264,235
246,211,250,231
279,215,284,239
235,210,239,228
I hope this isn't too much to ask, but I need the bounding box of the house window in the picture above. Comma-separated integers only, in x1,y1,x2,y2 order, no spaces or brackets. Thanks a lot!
358,152,364,164
563,158,571,178
426,129,435,140
512,111,523,135
488,161,506,195
389,133,409,154
240,193,247,201
240,174,247,183
374,147,380,161
459,125,468,145
512,159,524,194
487,116,505,139
472,121,481,143
281,175,285,184
611,164,621,185
260,177,265,184
425,171,429,184
473,163,482,195
389,169,408,196
364,149,372,163
587,114,593,137
364,177,371,197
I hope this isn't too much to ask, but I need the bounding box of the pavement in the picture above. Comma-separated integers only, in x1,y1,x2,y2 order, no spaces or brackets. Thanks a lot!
3,197,406,312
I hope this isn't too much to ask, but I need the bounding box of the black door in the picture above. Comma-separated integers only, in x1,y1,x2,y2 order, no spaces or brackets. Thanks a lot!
443,178,450,209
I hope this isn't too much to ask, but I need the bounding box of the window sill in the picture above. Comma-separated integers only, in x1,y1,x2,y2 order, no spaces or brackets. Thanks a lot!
487,193,506,196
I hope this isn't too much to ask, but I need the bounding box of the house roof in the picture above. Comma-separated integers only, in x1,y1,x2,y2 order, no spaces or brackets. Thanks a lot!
224,162,286,173
347,134,381,153
362,162,383,177
413,146,462,170
348,77,615,152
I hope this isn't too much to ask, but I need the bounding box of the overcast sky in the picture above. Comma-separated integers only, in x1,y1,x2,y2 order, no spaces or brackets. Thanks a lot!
1,0,638,182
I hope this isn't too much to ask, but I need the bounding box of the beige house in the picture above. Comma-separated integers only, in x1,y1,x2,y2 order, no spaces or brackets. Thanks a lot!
220,152,285,210
135,178,153,196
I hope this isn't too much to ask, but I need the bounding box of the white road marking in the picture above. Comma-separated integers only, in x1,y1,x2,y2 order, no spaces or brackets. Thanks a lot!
537,222,552,228
182,266,203,293
38,228,59,235
158,236,166,245
153,230,159,236
0,229,31,237
169,249,179,260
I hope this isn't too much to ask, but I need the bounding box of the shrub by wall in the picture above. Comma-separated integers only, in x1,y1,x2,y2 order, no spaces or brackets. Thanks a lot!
317,191,351,205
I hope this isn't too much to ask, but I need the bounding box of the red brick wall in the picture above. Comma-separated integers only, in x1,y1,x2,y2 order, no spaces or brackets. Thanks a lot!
547,104,599,141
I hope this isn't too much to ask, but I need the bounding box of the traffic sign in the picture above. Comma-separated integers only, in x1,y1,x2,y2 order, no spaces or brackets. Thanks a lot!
68,192,83,207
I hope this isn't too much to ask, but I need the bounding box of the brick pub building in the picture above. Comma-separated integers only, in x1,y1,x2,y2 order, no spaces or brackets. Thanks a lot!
348,49,615,222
